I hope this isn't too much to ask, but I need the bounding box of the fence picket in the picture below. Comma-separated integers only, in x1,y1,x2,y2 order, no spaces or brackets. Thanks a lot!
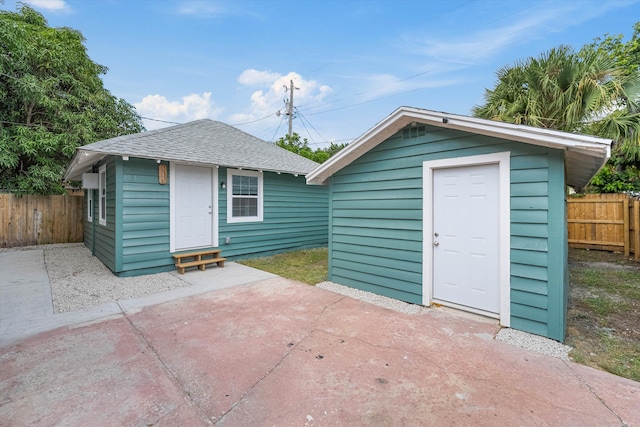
0,193,84,248
567,193,640,260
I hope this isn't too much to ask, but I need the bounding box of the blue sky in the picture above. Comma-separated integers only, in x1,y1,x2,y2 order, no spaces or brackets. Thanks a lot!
3,0,640,148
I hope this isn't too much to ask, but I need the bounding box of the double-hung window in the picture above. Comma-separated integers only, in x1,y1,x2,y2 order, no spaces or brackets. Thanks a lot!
98,165,107,226
227,169,263,223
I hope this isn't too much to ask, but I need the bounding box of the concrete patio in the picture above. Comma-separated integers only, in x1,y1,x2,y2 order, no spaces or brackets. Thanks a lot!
0,249,638,426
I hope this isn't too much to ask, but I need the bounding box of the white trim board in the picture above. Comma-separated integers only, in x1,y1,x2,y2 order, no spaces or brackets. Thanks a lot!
422,152,511,327
307,106,610,189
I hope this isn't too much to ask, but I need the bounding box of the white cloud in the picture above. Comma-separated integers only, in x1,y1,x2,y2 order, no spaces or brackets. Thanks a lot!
25,0,70,12
405,2,630,64
237,69,282,87
134,92,223,130
229,69,333,124
177,1,224,17
175,0,258,18
229,70,333,127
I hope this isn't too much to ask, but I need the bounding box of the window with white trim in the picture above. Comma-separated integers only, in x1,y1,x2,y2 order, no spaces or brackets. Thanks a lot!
98,165,107,226
226,169,263,223
87,189,93,222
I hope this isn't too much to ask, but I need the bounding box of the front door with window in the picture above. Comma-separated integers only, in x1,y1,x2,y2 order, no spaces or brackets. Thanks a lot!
175,164,213,250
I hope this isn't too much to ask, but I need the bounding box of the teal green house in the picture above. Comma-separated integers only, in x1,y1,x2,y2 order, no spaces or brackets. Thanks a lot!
64,119,328,277
307,107,611,342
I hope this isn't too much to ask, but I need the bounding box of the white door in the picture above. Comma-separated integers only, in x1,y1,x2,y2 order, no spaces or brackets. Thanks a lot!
175,165,213,250
432,164,500,314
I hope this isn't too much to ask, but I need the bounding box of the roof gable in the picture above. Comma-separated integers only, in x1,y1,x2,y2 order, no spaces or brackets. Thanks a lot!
64,119,319,181
306,106,612,189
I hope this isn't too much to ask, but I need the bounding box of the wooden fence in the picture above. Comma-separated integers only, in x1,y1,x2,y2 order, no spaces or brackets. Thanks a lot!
0,193,84,248
567,193,640,260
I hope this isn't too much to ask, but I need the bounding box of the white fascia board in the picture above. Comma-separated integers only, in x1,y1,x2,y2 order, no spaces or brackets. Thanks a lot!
400,107,612,152
63,150,108,181
306,106,612,185
307,109,409,185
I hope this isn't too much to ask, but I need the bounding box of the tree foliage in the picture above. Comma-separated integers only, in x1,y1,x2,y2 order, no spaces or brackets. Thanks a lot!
473,25,640,192
275,133,348,164
0,4,143,195
472,46,639,155
588,164,640,193
584,22,640,78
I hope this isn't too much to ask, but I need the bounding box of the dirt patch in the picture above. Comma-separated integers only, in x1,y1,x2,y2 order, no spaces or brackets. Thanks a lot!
567,248,640,381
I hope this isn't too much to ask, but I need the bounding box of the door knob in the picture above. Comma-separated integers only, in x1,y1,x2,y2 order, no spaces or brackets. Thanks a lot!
433,241,439,247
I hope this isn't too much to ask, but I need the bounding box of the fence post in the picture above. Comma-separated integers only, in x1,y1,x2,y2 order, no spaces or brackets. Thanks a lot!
635,199,640,261
623,195,630,257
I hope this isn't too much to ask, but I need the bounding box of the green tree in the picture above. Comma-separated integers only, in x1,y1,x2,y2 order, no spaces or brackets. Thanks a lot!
275,133,347,164
0,4,143,195
584,22,640,78
472,45,640,162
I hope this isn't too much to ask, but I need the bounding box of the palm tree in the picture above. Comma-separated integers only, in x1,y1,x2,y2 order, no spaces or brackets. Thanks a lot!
473,45,640,163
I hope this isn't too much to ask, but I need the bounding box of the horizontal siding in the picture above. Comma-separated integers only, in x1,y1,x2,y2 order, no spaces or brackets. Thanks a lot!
509,152,551,333
511,276,548,295
327,125,565,340
219,169,328,260
120,158,172,275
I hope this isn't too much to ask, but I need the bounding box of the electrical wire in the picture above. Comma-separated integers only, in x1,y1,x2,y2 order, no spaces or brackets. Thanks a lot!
231,110,283,126
297,110,328,144
140,116,182,125
296,110,316,144
269,114,286,142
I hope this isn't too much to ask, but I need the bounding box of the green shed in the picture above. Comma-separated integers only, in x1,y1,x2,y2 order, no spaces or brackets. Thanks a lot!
307,107,611,342
64,119,328,277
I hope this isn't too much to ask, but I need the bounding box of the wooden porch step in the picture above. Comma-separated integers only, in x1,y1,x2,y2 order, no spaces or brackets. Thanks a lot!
172,250,226,274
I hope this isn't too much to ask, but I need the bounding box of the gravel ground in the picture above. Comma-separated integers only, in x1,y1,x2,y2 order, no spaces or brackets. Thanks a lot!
43,244,190,313
316,281,425,315
317,280,572,360
495,328,572,360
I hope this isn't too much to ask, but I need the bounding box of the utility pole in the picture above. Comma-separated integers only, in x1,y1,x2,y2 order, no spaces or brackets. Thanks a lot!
285,79,299,137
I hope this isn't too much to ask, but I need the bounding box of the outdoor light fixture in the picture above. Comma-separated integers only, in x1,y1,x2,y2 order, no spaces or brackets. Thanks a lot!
220,181,226,189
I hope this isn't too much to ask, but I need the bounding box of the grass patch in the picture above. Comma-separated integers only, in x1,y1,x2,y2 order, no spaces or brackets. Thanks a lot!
567,248,640,382
238,247,328,285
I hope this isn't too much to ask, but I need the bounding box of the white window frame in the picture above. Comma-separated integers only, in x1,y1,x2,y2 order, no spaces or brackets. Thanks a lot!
226,169,263,223
98,164,107,226
87,189,93,222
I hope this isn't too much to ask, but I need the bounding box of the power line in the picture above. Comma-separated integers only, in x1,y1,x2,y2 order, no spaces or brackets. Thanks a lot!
297,110,327,144
296,110,315,144
231,110,282,126
140,116,182,125
270,113,286,142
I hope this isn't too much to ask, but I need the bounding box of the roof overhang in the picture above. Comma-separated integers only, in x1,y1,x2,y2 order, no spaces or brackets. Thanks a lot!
64,150,109,181
63,149,310,181
306,106,612,189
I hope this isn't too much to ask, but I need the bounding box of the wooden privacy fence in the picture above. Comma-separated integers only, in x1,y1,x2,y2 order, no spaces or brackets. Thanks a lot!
0,193,84,248
567,193,640,260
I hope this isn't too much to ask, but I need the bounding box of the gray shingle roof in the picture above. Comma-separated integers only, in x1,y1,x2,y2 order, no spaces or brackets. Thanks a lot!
65,119,319,180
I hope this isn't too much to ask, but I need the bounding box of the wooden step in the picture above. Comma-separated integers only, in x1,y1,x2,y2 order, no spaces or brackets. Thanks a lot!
172,250,226,274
